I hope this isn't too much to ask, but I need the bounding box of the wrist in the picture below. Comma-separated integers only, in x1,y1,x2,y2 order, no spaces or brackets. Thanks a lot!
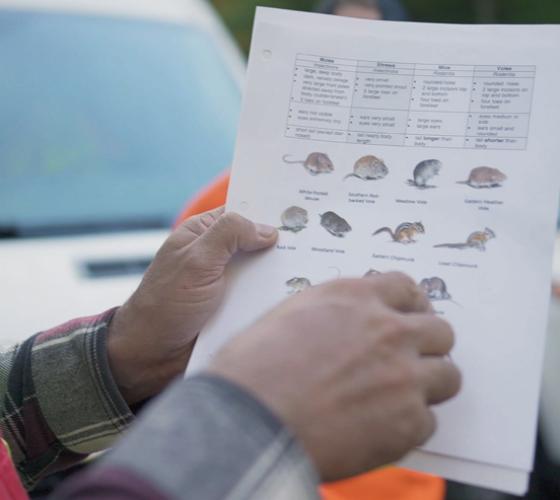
107,304,195,405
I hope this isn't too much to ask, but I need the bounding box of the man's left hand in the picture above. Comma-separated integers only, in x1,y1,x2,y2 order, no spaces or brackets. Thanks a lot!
107,207,278,404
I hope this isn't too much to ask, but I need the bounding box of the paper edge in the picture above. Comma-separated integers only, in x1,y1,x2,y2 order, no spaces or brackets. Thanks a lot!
400,450,529,495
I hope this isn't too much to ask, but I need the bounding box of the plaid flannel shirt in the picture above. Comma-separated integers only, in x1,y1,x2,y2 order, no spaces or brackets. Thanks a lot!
0,310,319,499
0,308,133,490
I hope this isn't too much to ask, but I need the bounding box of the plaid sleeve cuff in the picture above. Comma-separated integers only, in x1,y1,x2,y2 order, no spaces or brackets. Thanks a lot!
31,309,134,455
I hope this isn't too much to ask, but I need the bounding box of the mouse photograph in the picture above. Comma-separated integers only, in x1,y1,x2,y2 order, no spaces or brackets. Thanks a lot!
282,152,335,176
285,276,312,294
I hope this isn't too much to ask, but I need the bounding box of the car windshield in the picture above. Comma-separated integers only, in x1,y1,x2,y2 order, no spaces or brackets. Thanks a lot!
0,9,241,236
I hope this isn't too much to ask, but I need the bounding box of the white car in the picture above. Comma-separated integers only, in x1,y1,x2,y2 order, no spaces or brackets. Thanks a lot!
0,0,244,344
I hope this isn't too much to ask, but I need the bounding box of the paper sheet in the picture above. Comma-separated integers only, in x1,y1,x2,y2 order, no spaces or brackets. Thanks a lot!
188,8,560,494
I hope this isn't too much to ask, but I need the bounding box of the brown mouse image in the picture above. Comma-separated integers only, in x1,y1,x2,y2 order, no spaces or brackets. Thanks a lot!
373,222,425,244
279,206,308,232
434,228,496,251
344,155,388,181
282,152,335,176
457,167,507,188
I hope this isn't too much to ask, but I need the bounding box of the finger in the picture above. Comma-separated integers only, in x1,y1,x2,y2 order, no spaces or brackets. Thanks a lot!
195,212,278,265
178,206,226,238
418,357,462,405
404,314,455,355
414,408,437,447
365,272,432,314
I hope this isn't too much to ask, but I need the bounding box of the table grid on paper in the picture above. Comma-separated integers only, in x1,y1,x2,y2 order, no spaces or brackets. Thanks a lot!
285,54,536,150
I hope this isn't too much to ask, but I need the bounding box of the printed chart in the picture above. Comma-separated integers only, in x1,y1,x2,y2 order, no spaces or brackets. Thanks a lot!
286,54,535,150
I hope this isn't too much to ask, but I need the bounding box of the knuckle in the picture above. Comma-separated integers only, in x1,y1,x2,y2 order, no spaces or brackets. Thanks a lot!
383,358,417,392
324,278,368,298
385,271,417,291
395,397,428,446
447,363,463,396
199,212,218,229
219,211,246,230
424,317,455,354
380,314,409,345
443,322,456,351
417,409,437,445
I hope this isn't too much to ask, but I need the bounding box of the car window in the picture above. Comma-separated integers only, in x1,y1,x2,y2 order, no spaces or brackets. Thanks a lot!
0,10,241,235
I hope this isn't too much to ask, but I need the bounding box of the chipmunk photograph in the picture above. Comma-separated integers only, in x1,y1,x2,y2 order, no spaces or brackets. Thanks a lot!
373,222,425,244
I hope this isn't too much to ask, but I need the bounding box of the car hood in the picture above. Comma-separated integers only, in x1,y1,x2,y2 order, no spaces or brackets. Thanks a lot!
0,229,168,344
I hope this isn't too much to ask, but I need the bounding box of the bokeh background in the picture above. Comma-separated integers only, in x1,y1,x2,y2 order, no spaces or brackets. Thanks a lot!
212,0,560,52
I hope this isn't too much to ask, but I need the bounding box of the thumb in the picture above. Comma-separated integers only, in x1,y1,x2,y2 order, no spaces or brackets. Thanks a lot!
194,212,277,265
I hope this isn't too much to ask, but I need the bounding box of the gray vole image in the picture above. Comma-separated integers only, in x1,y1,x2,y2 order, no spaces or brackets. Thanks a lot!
286,277,311,294
373,222,425,244
420,277,455,302
457,166,507,188
344,155,388,181
319,211,352,237
282,152,335,176
407,159,442,188
434,228,496,251
363,269,381,277
279,206,308,232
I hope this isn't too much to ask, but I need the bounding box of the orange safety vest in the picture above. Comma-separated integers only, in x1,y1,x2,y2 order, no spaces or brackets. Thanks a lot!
176,172,446,500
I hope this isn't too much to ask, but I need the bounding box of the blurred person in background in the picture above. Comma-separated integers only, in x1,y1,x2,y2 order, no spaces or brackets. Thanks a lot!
315,0,408,20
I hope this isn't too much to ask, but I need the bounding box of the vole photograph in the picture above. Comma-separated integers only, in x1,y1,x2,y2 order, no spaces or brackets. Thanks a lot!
319,211,352,237
457,166,507,188
420,277,460,306
279,206,308,232
407,159,442,189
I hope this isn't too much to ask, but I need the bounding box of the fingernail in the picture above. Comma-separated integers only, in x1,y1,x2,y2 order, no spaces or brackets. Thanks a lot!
257,223,277,238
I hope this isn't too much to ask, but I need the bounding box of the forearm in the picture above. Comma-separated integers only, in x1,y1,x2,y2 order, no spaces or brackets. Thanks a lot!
55,375,320,500
0,309,134,489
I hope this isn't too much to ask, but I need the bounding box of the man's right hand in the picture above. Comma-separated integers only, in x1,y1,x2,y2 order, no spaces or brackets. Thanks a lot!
208,272,461,482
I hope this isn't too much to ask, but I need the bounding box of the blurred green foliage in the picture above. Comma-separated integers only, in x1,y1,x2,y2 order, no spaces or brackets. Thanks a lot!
210,0,560,53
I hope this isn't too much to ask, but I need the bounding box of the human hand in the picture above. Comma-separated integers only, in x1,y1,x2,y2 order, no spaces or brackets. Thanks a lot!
208,272,461,481
107,207,278,404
